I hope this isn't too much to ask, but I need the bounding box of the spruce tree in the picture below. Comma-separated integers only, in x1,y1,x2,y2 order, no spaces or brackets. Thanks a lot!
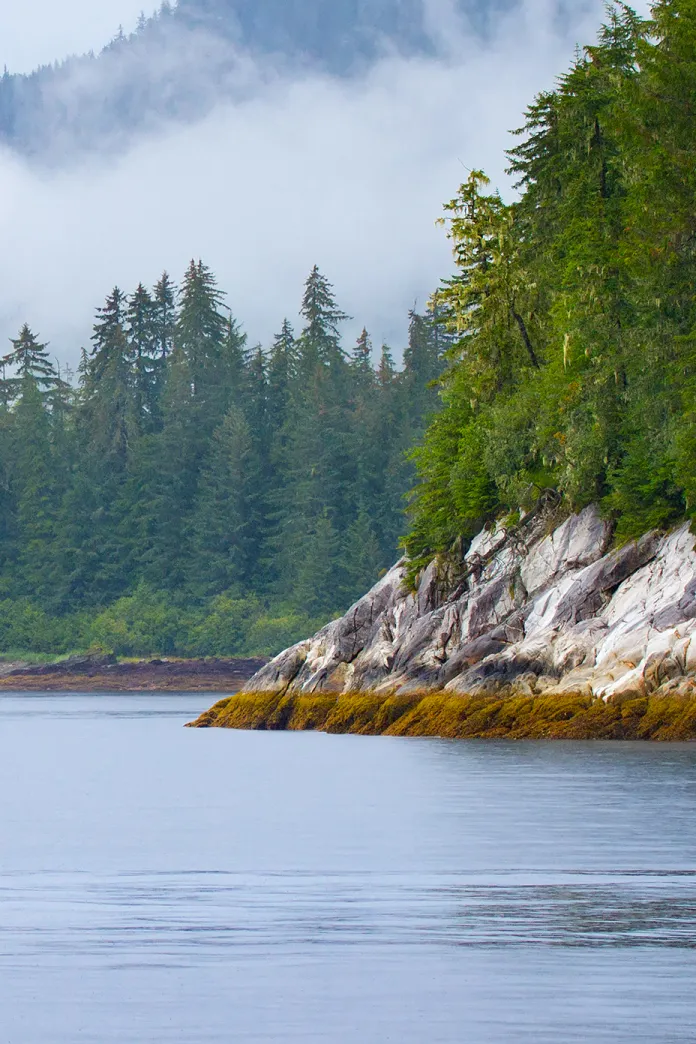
189,406,260,595
11,376,60,601
153,271,177,359
267,319,296,432
1,325,59,398
83,287,137,468
176,259,237,433
350,328,374,391
125,282,159,430
299,265,350,368
127,348,198,591
342,509,383,604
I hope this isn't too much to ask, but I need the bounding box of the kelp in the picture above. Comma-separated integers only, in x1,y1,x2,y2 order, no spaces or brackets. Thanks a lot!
188,686,696,741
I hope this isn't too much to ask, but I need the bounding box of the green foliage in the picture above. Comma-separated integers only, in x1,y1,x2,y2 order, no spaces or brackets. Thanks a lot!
0,261,444,656
245,610,330,658
406,1,696,574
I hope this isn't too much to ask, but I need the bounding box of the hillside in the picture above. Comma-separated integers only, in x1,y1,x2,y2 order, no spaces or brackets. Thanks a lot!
0,0,510,160
193,0,696,734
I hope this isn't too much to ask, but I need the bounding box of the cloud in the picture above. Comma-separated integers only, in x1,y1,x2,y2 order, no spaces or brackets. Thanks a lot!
0,0,647,366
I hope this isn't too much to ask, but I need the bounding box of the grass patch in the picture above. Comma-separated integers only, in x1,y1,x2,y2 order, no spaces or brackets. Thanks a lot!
188,686,696,741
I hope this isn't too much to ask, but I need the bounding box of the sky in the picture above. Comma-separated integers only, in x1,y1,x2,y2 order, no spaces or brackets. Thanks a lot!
0,1,154,72
0,0,653,367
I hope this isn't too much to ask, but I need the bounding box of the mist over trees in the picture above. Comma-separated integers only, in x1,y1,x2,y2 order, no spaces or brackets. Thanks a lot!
4,0,694,662
0,263,444,655
0,0,501,159
405,1,696,583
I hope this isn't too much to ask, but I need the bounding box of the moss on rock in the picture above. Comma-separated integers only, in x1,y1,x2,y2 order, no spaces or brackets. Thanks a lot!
187,686,696,740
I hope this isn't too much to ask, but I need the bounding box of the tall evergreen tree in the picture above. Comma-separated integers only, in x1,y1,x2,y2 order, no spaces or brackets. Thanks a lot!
1,325,59,398
299,265,350,368
189,406,260,594
267,318,296,432
153,271,177,359
176,259,235,432
11,376,59,600
125,282,159,430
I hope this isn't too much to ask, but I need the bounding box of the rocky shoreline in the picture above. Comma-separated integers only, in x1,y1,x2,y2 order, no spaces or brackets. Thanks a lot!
192,506,696,737
188,687,696,740
0,655,267,692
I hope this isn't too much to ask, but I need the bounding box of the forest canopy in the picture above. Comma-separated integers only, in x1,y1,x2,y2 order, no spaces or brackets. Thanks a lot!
2,0,695,658
404,0,696,583
0,264,445,656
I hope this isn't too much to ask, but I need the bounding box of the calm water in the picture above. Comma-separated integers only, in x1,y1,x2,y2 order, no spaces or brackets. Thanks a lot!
0,694,695,1042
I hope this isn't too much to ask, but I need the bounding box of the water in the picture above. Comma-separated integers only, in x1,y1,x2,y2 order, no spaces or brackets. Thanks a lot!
0,693,695,1043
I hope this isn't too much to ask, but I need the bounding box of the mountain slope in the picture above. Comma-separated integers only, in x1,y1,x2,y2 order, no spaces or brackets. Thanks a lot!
0,0,512,161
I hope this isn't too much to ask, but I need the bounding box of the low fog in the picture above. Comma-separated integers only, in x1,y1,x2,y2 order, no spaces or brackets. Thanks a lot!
0,0,650,365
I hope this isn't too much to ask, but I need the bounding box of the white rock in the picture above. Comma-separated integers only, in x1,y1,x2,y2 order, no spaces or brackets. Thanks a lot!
246,510,696,698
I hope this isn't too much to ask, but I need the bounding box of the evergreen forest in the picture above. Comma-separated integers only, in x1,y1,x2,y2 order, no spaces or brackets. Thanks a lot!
405,0,696,585
0,265,444,656
4,0,696,660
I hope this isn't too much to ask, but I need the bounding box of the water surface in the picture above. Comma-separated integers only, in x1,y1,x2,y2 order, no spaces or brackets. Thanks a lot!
0,692,695,1042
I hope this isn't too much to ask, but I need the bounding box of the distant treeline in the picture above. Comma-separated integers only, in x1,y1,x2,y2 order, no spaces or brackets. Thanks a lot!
0,263,445,656
405,1,696,583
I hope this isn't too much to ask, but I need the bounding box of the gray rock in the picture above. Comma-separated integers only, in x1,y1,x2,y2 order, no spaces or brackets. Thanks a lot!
245,506,696,698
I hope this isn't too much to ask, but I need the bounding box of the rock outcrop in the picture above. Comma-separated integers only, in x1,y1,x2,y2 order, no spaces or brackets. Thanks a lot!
246,507,696,700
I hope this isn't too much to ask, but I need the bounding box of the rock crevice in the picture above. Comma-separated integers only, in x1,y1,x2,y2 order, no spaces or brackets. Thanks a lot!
246,507,696,700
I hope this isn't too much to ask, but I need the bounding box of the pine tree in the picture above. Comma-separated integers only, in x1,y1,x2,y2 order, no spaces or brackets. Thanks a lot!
126,349,198,591
176,259,233,432
11,376,60,600
270,268,355,600
83,287,136,467
125,282,158,430
153,271,177,361
351,327,374,384
342,510,383,604
1,325,59,398
189,406,260,594
267,319,296,432
377,343,396,387
299,265,349,368
292,511,342,616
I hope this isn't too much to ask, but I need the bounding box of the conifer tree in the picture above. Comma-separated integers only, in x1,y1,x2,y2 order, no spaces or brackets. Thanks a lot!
125,282,159,429
1,325,59,398
292,511,342,616
267,319,296,432
83,287,136,468
299,265,349,368
342,509,383,603
11,375,58,599
153,272,177,360
176,260,231,431
189,406,260,594
127,348,198,590
351,327,374,384
377,343,396,387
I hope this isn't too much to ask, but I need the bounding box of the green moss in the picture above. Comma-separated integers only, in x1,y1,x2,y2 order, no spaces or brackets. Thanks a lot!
188,687,696,741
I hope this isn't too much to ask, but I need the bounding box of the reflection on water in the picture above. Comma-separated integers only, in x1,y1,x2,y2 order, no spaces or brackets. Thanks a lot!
0,693,695,1043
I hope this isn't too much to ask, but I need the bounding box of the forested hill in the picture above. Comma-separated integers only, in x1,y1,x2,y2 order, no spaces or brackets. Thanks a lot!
0,0,507,160
404,0,696,586
0,265,445,656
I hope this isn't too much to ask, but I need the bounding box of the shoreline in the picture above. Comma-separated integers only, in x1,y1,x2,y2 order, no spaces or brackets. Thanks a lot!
0,656,268,693
188,687,696,741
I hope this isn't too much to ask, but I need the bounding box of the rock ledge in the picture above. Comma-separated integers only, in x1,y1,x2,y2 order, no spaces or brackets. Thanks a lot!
246,507,696,700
